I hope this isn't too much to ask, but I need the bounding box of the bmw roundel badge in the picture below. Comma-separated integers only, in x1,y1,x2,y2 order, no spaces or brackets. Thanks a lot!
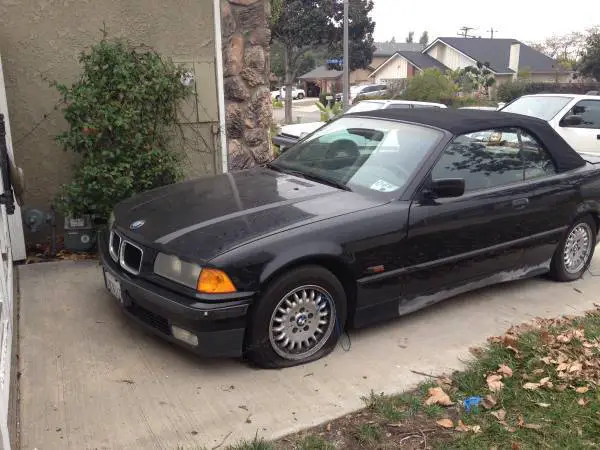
130,220,145,231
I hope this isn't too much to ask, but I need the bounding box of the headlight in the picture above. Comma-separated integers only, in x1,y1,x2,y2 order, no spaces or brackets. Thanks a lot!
108,211,115,230
153,253,237,294
154,253,202,289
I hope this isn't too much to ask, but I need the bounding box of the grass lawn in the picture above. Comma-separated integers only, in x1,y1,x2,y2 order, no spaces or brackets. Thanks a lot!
225,305,600,450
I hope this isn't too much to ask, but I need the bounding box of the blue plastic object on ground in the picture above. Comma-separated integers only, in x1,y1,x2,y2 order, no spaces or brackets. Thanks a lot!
464,396,482,413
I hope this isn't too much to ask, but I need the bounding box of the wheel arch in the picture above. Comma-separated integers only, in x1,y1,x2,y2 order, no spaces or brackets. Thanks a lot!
573,201,600,233
258,244,358,325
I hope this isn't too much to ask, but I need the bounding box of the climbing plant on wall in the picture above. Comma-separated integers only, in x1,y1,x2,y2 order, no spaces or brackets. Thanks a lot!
53,33,192,221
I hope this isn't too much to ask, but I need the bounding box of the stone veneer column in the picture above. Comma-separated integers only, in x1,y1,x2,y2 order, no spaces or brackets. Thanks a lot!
221,0,272,170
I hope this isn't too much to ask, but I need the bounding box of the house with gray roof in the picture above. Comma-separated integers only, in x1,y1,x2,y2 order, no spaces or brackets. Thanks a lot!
424,37,572,84
368,37,572,86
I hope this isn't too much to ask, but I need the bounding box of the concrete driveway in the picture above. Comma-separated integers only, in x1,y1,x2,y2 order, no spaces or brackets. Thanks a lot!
18,257,600,449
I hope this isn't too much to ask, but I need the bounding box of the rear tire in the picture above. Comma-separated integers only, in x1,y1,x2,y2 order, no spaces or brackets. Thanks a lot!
246,266,347,369
297,93,304,99
549,215,596,282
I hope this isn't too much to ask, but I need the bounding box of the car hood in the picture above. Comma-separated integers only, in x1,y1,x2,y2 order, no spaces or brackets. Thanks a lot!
114,168,385,261
280,121,325,138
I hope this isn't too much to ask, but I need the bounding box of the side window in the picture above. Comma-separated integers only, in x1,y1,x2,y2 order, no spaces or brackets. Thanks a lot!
562,100,600,129
388,104,411,109
431,128,523,192
520,131,557,179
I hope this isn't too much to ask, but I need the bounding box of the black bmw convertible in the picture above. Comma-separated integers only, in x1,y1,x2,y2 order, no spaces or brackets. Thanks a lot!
100,108,600,368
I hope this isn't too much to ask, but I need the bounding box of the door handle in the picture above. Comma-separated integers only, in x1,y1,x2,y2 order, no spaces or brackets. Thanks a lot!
512,198,529,209
596,134,600,140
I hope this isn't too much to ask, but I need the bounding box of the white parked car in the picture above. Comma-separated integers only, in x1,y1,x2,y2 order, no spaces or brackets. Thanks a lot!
500,94,600,154
272,99,447,152
271,86,306,101
335,84,388,104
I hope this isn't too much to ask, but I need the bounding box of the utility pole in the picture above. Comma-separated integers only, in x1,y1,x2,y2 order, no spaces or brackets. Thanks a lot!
487,28,498,39
457,26,475,38
342,0,349,111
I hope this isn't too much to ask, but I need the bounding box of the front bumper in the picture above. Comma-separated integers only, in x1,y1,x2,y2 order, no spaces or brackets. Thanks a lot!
99,233,252,358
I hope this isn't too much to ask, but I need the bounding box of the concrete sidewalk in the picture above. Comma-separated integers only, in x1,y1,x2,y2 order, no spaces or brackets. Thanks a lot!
18,257,600,449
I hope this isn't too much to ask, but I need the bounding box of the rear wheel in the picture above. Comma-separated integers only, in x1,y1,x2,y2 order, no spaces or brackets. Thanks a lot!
297,93,304,99
550,215,596,281
246,266,347,369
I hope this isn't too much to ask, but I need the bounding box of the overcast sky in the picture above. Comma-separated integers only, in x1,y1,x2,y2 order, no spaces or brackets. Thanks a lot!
372,0,599,44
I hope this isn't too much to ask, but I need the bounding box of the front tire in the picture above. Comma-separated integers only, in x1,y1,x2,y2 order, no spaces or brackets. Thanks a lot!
246,266,347,369
297,93,304,99
550,215,596,282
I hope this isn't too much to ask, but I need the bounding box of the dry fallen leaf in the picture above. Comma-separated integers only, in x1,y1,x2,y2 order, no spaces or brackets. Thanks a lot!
568,362,583,373
524,423,542,430
455,420,470,432
535,402,551,408
424,387,454,406
486,374,504,392
498,364,513,377
556,363,569,372
482,394,497,409
436,376,453,390
532,368,545,375
454,420,481,433
436,418,454,429
512,442,521,450
578,398,589,406
491,409,506,421
575,386,589,394
326,423,331,432
523,382,540,390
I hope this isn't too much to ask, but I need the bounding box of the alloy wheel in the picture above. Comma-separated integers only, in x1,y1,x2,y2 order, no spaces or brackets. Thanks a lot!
563,222,592,274
268,285,336,361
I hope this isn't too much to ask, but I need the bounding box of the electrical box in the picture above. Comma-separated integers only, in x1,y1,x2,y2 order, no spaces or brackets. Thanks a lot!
64,216,96,252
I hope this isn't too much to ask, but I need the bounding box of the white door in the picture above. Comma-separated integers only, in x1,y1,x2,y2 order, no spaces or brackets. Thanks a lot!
0,51,22,450
554,99,600,154
0,54,25,261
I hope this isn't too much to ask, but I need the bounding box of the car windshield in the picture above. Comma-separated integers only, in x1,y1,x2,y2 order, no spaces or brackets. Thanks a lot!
501,96,572,120
346,101,386,114
269,117,444,195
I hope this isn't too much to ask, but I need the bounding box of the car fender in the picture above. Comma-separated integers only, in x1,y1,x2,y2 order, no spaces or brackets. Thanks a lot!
259,241,352,285
574,199,600,225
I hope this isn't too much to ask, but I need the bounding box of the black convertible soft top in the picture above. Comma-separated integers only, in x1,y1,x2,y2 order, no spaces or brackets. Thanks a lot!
348,108,586,173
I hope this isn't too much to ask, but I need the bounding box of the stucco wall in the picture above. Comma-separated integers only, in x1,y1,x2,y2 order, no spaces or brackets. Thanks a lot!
0,0,219,215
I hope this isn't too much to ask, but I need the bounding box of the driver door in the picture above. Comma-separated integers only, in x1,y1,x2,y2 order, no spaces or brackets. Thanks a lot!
401,128,535,300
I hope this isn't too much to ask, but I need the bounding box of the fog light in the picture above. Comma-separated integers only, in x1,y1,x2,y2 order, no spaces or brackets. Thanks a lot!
171,325,199,346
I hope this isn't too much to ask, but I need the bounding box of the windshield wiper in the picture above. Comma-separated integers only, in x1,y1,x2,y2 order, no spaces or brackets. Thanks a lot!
266,163,351,191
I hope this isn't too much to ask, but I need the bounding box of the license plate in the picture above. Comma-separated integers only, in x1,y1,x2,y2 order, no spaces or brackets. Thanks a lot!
104,270,122,303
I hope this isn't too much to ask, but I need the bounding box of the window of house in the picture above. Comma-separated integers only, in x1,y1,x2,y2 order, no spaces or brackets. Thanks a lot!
563,100,600,129
431,128,524,192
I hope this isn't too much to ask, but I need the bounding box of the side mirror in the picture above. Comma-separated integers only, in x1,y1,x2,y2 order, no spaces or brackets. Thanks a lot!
560,115,584,127
427,178,465,198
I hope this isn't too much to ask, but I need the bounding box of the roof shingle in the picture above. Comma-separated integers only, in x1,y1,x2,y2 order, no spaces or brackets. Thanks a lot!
374,42,425,56
398,51,448,72
298,65,342,80
433,37,566,74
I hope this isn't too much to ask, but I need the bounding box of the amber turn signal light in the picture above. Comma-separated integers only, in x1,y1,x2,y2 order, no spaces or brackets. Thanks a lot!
196,268,237,294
